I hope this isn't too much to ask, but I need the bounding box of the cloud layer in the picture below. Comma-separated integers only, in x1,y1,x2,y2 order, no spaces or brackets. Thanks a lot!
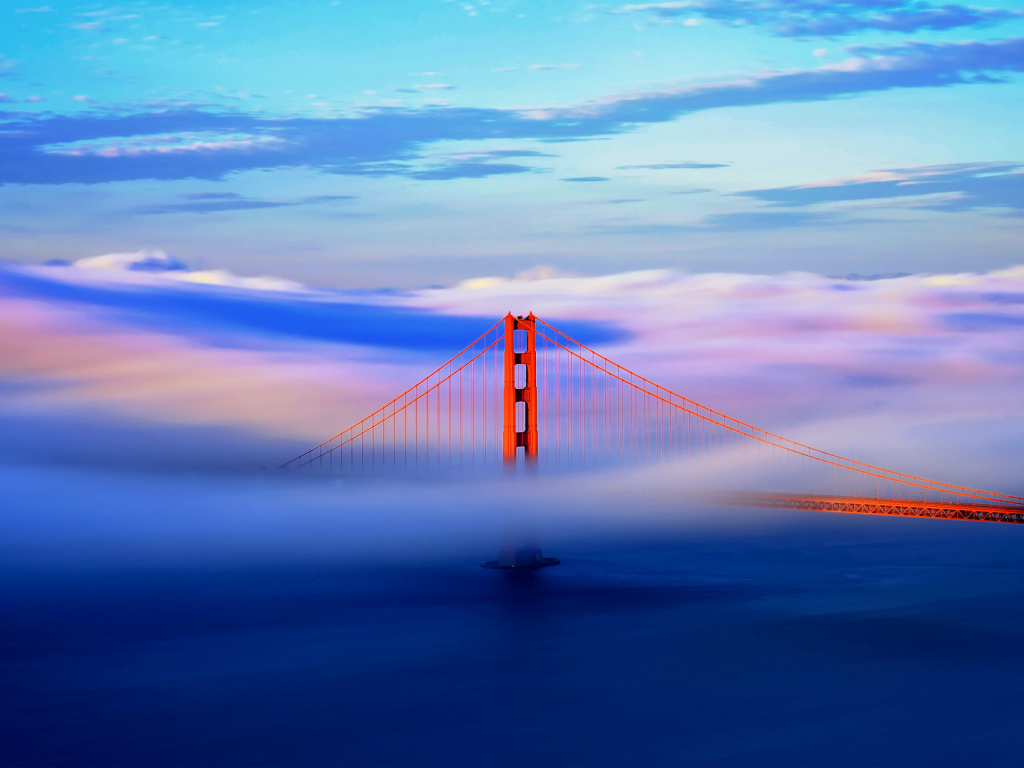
739,161,1024,215
411,264,1024,488
3,257,1023,493
134,192,357,215
1,38,1022,186
614,0,1023,38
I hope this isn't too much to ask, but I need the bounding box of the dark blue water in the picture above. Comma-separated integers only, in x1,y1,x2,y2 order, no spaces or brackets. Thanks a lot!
4,510,1024,767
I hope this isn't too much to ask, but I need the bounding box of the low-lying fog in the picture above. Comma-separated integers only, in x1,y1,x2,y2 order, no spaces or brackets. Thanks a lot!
4,257,1024,766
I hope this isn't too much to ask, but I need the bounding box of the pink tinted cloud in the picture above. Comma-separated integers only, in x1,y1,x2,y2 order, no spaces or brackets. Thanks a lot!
408,267,1024,379
0,292,418,446
2,262,1023,489
406,267,1024,487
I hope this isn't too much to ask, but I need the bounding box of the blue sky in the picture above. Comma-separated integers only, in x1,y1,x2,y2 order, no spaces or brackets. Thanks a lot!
1,0,1023,287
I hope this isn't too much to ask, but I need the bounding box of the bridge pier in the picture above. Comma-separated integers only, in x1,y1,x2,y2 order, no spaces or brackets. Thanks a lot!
484,313,559,571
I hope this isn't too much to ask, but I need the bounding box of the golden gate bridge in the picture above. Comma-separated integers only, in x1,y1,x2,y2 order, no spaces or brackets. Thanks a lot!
282,313,1024,560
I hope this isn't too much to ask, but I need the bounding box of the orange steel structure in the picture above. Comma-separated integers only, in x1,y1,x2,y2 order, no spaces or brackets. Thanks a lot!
503,313,538,465
717,493,1024,525
282,313,1024,526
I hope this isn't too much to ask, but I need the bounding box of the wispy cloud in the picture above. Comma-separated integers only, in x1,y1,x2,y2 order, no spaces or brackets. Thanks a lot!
738,162,1024,216
396,148,554,180
590,210,857,233
529,39,1024,123
0,261,497,352
0,56,17,78
618,161,729,170
410,161,539,180
40,131,288,158
74,250,188,272
613,0,1023,38
697,210,851,230
134,192,357,215
446,148,556,161
2,39,1023,185
564,176,610,182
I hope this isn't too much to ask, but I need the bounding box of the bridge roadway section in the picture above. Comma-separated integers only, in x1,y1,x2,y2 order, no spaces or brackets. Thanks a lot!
720,492,1024,525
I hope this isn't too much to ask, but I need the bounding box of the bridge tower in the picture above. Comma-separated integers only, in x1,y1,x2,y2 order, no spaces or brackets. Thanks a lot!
484,312,559,570
503,313,539,466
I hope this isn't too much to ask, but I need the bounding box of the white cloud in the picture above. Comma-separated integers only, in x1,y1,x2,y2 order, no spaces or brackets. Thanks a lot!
41,131,288,158
71,250,308,292
172,269,307,293
74,250,189,272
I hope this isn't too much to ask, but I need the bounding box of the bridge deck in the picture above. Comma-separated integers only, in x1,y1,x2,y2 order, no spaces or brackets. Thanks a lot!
720,492,1024,525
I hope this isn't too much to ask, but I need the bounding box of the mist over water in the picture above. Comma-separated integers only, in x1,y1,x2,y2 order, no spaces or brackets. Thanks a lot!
4,262,1024,765
5,459,1024,766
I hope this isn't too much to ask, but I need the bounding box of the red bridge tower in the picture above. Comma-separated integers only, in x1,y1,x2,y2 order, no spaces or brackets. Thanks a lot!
503,313,539,466
487,312,559,570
